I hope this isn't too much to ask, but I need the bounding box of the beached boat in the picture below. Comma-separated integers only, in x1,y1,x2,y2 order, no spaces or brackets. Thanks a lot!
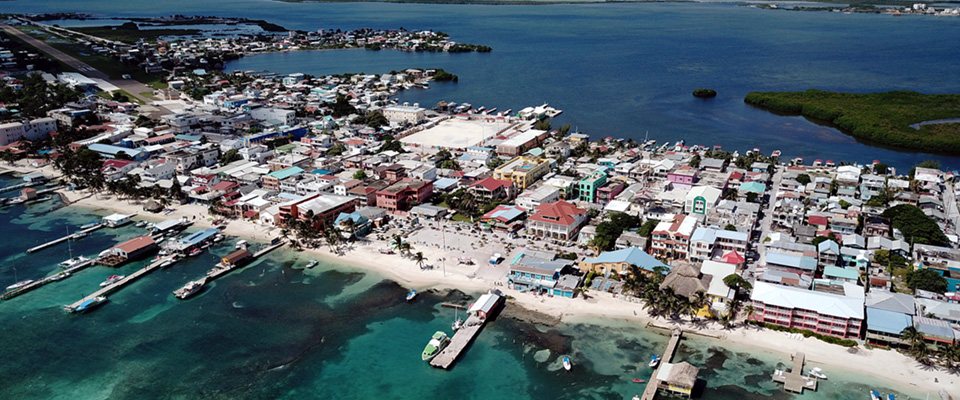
100,275,124,287
649,355,660,368
808,367,826,379
562,356,572,371
871,391,881,400
406,289,417,302
421,331,450,361
6,280,33,290
59,256,90,269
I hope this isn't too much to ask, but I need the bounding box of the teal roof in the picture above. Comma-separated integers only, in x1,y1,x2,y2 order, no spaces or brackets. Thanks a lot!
267,166,304,180
739,181,766,193
823,266,858,280
582,247,670,273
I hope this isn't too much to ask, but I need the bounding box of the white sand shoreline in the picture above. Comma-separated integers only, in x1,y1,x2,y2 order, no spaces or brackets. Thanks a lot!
17,169,955,397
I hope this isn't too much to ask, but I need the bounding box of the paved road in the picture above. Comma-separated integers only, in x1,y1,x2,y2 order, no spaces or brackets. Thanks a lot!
1,24,170,115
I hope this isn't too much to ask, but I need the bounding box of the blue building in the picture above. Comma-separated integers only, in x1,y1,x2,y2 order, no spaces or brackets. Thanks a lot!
87,143,147,161
334,212,371,238
506,252,580,297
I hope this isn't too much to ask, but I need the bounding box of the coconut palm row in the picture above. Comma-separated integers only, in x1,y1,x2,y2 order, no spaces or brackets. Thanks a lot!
899,326,960,368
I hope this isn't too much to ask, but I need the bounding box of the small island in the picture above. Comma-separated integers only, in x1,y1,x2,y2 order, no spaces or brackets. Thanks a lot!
744,89,960,153
692,88,717,98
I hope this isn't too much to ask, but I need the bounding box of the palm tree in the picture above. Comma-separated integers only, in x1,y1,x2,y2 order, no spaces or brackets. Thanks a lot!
413,251,426,269
342,218,357,241
900,326,928,361
325,229,341,253
400,241,412,256
391,234,403,251
587,236,605,257
743,304,757,326
727,298,743,322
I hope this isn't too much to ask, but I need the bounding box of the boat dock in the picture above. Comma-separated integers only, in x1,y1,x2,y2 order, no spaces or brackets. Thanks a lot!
772,352,817,393
440,303,466,309
639,329,684,400
65,255,173,311
252,240,285,258
26,223,104,253
429,314,485,369
1,258,96,300
0,181,37,194
430,291,504,370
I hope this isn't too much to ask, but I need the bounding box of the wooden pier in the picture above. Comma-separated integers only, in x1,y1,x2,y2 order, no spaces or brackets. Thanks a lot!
65,255,173,311
772,352,817,393
26,223,104,253
1,258,95,300
252,240,285,258
197,240,286,286
639,329,684,400
429,314,485,369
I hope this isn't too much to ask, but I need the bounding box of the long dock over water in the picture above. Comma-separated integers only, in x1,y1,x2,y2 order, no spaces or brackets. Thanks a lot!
773,352,817,393
429,314,485,369
639,329,684,400
65,255,173,311
26,223,104,253
1,258,95,300
205,240,285,281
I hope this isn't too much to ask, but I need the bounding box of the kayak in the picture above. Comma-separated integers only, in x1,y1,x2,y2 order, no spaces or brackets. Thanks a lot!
632,379,646,383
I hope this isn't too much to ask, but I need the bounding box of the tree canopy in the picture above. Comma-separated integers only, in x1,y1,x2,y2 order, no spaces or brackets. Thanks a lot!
882,204,949,246
906,268,948,294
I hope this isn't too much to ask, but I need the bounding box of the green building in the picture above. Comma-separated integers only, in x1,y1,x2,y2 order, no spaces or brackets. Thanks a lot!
579,171,607,203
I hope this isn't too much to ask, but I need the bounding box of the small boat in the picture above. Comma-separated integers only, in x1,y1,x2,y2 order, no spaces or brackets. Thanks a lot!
235,240,248,250
632,378,646,383
871,391,881,400
306,260,318,269
71,232,87,240
59,256,91,269
189,248,203,257
772,150,782,158
562,356,572,371
421,331,450,361
79,222,99,230
158,248,170,256
100,275,124,287
649,355,660,368
886,395,895,400
70,296,108,313
452,318,463,332
200,242,211,249
135,221,148,228
159,258,178,268
213,234,224,243
49,272,70,281
406,289,417,302
808,367,826,379
174,279,205,299
6,280,33,290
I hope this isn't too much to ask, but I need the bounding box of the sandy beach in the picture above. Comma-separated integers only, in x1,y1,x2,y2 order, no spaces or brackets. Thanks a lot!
6,159,952,397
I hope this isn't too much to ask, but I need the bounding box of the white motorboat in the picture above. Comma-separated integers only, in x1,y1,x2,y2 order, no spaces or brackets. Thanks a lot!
213,234,224,243
563,356,572,371
649,355,660,368
306,260,318,268
808,367,826,379
6,280,33,291
49,272,70,281
406,289,417,302
99,275,124,287
160,258,178,268
871,390,881,400
59,256,90,269
135,220,148,228
235,240,248,250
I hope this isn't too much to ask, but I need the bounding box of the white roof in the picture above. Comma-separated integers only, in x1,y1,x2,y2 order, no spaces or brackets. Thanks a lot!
604,199,631,213
700,260,736,299
751,281,864,320
102,213,132,222
468,293,500,314
686,185,722,203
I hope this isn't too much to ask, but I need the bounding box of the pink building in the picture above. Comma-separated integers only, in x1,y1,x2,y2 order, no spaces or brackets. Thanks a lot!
667,166,698,189
749,281,863,339
596,182,625,205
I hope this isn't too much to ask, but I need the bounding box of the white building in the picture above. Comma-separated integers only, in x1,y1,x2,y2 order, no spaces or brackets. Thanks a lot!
382,103,425,125
0,117,57,146
250,107,297,126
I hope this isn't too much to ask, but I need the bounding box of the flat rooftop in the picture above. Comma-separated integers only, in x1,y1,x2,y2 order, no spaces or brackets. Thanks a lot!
401,118,513,149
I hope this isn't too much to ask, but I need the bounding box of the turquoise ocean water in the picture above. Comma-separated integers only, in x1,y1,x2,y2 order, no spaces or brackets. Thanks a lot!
0,172,934,399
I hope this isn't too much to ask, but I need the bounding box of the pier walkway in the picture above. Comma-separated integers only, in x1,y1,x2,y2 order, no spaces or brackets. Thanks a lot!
639,329,684,400
430,314,484,369
0,181,36,194
204,240,285,282
1,258,95,300
773,352,817,393
65,255,173,311
252,241,285,258
26,223,104,253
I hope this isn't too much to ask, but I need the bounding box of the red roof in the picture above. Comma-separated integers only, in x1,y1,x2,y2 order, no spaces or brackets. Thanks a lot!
807,215,829,226
343,139,365,146
210,181,239,192
729,171,744,180
113,236,155,253
242,210,259,218
528,200,586,227
471,177,513,192
721,251,745,264
102,159,135,168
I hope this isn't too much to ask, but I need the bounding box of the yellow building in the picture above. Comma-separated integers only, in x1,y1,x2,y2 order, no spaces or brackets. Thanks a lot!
493,155,551,190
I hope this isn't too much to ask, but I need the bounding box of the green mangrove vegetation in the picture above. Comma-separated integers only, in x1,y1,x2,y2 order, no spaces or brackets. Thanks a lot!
744,89,960,153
